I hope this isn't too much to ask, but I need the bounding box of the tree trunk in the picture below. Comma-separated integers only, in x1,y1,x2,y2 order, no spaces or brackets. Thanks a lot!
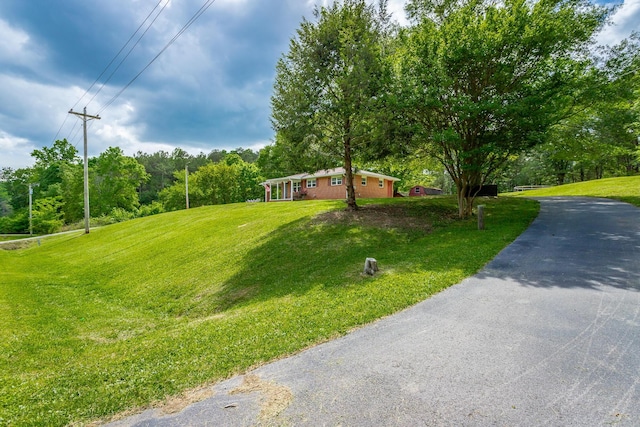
343,121,358,211
456,182,468,219
457,188,465,218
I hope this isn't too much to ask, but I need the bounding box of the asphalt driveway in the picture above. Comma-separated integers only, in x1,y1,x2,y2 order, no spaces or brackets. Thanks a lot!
109,197,640,426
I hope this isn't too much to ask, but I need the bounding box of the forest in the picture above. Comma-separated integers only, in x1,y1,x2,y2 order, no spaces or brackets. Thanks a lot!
1,0,638,232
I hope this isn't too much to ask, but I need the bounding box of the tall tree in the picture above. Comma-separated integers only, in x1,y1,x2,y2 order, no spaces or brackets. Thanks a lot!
90,147,149,216
400,0,610,217
29,139,79,200
159,155,263,211
135,150,174,205
525,35,640,184
256,143,294,179
271,0,392,210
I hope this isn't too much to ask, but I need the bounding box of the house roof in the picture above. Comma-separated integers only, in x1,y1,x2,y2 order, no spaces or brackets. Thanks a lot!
262,167,400,184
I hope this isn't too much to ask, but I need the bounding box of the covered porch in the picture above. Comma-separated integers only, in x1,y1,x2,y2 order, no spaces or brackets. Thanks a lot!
262,175,304,202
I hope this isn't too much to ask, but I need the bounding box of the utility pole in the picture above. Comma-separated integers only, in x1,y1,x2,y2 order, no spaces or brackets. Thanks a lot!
28,183,39,235
28,183,33,236
185,165,190,209
69,107,100,234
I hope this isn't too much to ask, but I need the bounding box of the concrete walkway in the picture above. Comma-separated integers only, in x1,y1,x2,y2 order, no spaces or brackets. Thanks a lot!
108,197,640,426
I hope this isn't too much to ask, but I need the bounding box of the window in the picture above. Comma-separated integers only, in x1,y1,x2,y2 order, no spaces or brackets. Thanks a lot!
306,178,316,188
293,181,301,192
331,176,343,186
361,176,367,186
414,187,421,194
379,179,384,188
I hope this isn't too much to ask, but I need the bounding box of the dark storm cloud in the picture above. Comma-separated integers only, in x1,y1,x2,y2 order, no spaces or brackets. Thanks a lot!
0,0,635,169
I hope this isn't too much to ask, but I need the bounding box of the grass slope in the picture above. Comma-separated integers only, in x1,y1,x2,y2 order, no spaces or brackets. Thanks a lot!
510,176,640,207
0,197,538,426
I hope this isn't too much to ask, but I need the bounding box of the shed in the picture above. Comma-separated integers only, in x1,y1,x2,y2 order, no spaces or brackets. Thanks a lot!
409,185,443,196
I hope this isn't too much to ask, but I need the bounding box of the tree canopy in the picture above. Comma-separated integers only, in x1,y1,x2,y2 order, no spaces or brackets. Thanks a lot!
398,0,611,217
271,0,393,210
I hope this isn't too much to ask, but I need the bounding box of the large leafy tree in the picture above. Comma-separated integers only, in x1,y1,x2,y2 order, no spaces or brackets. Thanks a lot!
134,150,175,205
90,147,149,216
160,155,263,211
271,0,392,210
30,139,79,202
400,0,610,217
523,36,640,184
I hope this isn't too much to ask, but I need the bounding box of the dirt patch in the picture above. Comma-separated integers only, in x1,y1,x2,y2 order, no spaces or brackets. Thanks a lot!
81,385,216,426
311,204,434,233
159,386,216,415
0,240,33,250
230,374,293,422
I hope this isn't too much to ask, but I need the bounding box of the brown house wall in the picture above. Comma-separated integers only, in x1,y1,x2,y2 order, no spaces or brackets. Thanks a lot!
302,175,392,200
266,174,395,202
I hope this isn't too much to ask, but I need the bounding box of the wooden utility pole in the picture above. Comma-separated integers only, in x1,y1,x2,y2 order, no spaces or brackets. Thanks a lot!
28,183,33,236
185,165,190,209
69,107,101,234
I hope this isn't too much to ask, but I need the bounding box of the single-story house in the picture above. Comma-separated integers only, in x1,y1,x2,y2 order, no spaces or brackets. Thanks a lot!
409,185,443,196
262,167,400,202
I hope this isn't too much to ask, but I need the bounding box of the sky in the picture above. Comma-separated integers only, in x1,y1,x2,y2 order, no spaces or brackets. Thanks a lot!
0,0,638,170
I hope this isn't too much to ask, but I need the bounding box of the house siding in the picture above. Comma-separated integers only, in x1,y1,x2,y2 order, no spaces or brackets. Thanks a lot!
264,168,399,202
304,177,346,200
301,175,391,200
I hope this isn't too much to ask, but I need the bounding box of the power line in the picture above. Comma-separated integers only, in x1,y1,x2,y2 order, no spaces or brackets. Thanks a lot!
71,0,169,112
51,0,168,146
85,0,171,108
55,0,218,151
97,0,218,115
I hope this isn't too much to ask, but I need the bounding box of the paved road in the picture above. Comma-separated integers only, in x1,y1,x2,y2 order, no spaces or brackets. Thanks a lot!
109,197,640,426
0,229,89,245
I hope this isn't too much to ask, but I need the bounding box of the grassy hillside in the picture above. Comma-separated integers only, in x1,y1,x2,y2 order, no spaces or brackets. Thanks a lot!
510,176,640,207
0,197,538,426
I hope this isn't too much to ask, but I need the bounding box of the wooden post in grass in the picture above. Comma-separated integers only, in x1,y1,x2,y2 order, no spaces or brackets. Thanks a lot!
478,205,485,230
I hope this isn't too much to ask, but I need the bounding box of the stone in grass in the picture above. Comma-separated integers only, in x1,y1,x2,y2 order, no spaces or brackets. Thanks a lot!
363,257,378,276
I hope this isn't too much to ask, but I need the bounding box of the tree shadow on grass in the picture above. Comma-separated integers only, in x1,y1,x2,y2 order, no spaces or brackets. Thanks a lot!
196,202,467,315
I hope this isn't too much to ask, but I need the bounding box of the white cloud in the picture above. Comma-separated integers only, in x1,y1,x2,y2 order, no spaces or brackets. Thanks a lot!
0,71,153,166
385,0,410,26
0,19,28,55
93,102,144,151
598,0,640,46
0,74,85,142
215,0,251,13
0,19,43,69
0,131,37,169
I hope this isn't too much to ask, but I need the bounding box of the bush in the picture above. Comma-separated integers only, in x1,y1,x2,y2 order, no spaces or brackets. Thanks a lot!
0,212,28,234
31,197,64,235
137,202,165,218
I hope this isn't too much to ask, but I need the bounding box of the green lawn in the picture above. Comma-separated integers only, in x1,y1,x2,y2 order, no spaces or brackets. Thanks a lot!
1,197,538,426
509,175,640,207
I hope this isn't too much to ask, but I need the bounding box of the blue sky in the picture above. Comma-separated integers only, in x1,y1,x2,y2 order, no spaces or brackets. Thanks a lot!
0,0,638,170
